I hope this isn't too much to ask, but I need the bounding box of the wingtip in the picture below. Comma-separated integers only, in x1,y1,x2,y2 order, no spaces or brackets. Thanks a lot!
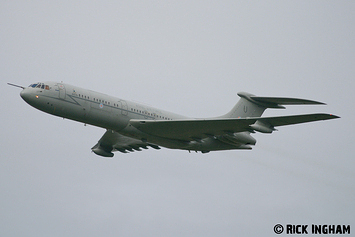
329,114,340,119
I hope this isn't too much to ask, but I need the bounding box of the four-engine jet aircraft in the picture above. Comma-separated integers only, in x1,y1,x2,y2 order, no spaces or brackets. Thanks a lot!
8,82,339,157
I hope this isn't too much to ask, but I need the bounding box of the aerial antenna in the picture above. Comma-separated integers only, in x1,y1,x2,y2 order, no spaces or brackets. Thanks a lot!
7,83,25,89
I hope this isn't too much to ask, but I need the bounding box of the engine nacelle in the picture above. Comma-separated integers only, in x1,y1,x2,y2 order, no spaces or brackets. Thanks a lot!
250,121,275,133
225,132,256,145
92,146,114,157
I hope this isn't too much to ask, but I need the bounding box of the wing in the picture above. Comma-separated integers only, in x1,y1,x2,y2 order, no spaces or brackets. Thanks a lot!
130,113,339,140
130,118,257,141
91,129,160,157
258,113,338,127
251,113,339,133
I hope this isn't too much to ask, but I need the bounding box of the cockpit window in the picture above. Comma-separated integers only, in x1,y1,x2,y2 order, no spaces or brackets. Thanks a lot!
29,83,50,90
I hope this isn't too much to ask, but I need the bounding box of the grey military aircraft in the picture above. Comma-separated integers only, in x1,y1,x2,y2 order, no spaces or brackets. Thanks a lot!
8,82,339,157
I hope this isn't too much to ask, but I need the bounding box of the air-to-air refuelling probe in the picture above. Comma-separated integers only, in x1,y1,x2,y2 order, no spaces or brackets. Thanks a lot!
8,82,339,157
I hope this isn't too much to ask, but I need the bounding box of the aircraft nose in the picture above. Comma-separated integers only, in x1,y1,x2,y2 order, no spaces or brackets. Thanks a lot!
20,89,32,103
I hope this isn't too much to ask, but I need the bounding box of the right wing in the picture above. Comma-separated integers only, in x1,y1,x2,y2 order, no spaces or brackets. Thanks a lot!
129,118,256,141
91,129,160,157
258,113,338,127
130,113,339,140
251,113,339,133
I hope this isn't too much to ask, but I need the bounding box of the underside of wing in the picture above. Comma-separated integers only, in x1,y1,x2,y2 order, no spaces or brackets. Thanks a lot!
91,129,160,157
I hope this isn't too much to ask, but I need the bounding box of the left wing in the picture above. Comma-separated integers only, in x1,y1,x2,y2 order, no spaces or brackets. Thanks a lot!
130,113,339,141
91,129,160,157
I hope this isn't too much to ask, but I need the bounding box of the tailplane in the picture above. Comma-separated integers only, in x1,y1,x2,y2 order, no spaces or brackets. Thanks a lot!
222,92,326,118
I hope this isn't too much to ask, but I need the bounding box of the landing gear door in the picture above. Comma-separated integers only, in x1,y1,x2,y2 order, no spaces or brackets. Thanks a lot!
58,83,66,99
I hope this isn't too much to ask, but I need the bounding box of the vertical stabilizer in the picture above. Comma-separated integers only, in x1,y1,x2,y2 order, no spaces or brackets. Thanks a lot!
222,92,267,118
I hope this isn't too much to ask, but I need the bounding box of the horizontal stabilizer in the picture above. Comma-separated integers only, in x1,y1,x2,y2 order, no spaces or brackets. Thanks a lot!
251,96,325,105
237,92,326,109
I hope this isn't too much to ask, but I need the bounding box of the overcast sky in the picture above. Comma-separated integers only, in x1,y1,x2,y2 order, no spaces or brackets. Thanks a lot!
1,1,354,236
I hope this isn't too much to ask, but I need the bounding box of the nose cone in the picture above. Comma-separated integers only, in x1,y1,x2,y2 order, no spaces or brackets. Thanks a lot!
20,89,33,104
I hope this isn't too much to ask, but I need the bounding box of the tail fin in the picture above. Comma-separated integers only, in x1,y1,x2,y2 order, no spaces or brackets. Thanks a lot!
222,92,326,118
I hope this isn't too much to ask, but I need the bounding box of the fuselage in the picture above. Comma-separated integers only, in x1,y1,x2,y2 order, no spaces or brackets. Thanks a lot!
22,82,184,124
21,82,181,137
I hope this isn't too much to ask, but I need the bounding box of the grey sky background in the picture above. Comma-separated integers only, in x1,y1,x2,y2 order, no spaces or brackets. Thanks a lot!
1,1,354,236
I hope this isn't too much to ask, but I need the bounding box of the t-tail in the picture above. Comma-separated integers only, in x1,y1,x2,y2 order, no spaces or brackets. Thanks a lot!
222,92,326,119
